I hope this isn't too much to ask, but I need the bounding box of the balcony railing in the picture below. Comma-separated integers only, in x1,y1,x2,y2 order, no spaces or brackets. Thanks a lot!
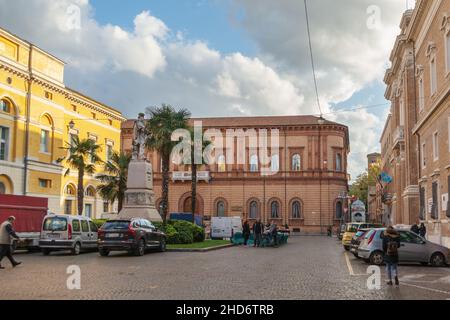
172,171,211,182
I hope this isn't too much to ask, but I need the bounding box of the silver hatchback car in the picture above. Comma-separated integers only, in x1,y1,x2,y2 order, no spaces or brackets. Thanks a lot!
358,228,450,267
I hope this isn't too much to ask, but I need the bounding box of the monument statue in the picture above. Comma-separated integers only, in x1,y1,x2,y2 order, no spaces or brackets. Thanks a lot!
132,113,146,161
119,113,162,222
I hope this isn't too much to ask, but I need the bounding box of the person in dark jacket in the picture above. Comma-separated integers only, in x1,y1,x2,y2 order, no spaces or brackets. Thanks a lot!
0,216,21,269
410,221,420,235
382,226,401,286
252,220,263,247
242,220,251,245
419,223,427,238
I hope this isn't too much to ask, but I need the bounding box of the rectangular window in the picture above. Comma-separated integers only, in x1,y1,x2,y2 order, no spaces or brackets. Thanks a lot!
433,131,439,161
0,126,9,161
419,187,425,220
430,57,437,95
103,201,109,213
44,91,53,100
106,144,113,162
38,179,52,188
431,181,438,220
418,77,424,112
40,129,50,153
64,200,73,215
421,143,426,168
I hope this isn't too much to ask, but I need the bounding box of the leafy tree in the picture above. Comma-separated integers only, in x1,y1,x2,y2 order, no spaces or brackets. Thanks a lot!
145,104,191,224
58,136,102,216
349,159,381,207
96,151,131,212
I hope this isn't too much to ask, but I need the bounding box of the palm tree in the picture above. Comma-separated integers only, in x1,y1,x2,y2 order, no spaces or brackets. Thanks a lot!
58,136,102,216
96,151,131,212
145,104,191,224
188,128,211,224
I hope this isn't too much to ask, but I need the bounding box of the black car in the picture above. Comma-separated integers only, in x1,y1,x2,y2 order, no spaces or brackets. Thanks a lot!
349,229,370,258
98,218,166,256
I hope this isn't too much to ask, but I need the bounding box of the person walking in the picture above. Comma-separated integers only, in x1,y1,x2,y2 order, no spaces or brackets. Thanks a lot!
0,216,21,269
410,220,420,235
242,220,251,246
419,223,427,238
382,226,400,286
252,220,263,247
269,220,278,247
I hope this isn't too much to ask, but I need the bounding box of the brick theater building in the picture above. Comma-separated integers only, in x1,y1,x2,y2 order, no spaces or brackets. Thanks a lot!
121,115,350,234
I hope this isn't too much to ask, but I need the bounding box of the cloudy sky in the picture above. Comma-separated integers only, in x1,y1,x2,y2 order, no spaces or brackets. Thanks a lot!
0,0,416,179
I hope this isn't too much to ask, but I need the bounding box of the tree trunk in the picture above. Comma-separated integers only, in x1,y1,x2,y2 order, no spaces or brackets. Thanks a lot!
77,168,84,216
161,154,170,225
191,159,197,224
117,193,124,212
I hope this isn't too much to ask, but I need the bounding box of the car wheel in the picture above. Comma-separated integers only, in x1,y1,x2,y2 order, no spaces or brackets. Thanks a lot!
134,239,145,256
71,242,81,256
99,249,110,257
158,238,166,252
369,251,384,265
430,252,445,267
42,249,51,256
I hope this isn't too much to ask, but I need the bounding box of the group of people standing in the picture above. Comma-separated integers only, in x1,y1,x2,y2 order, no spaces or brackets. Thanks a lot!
242,220,279,247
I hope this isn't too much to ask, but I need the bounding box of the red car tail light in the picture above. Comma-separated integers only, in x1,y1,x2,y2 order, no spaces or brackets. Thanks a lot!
68,224,72,240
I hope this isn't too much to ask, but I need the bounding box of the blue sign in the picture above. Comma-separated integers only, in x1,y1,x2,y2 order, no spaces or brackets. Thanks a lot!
380,172,393,184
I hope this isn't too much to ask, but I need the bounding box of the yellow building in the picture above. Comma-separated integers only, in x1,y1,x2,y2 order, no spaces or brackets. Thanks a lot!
0,27,125,218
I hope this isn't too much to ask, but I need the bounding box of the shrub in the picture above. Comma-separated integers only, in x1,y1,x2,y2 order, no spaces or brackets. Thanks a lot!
93,219,108,229
164,220,205,244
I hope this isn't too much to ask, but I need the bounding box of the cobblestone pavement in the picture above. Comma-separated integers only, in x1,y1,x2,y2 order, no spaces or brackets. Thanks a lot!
0,236,449,300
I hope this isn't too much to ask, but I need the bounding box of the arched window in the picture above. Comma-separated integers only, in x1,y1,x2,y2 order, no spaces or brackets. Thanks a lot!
336,153,342,172
271,201,279,218
292,154,301,171
65,184,76,196
249,201,258,219
292,201,302,219
85,187,96,197
0,99,11,113
217,155,226,172
0,182,5,194
336,201,343,220
271,154,279,172
250,154,259,172
217,201,225,217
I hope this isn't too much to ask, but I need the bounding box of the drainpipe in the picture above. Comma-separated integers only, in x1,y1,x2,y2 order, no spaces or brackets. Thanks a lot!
23,45,33,195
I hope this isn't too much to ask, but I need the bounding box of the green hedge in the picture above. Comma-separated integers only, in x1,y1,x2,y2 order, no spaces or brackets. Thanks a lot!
154,220,205,244
93,219,108,229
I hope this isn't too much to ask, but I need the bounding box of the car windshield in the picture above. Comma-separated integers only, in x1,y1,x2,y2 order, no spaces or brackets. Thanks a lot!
43,217,67,231
346,224,359,232
355,231,364,237
102,221,130,230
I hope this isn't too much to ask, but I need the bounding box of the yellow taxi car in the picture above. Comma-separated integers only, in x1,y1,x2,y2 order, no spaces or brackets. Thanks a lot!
342,222,382,251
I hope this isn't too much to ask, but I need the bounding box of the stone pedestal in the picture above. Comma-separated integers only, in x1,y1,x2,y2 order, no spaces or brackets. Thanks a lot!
119,160,162,222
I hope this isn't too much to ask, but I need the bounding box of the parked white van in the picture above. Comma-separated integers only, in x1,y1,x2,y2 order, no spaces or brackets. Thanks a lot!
39,214,98,255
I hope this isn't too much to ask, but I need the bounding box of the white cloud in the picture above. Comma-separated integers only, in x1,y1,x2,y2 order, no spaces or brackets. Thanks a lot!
0,0,408,179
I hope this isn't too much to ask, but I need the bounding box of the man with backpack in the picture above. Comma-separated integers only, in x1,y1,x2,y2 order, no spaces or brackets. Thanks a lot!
382,226,401,286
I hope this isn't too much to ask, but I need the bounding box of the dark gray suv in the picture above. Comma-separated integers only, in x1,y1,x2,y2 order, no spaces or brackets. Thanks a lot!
97,218,166,256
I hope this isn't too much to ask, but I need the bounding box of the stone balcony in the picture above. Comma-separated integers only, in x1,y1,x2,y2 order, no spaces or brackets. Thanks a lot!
392,126,405,149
